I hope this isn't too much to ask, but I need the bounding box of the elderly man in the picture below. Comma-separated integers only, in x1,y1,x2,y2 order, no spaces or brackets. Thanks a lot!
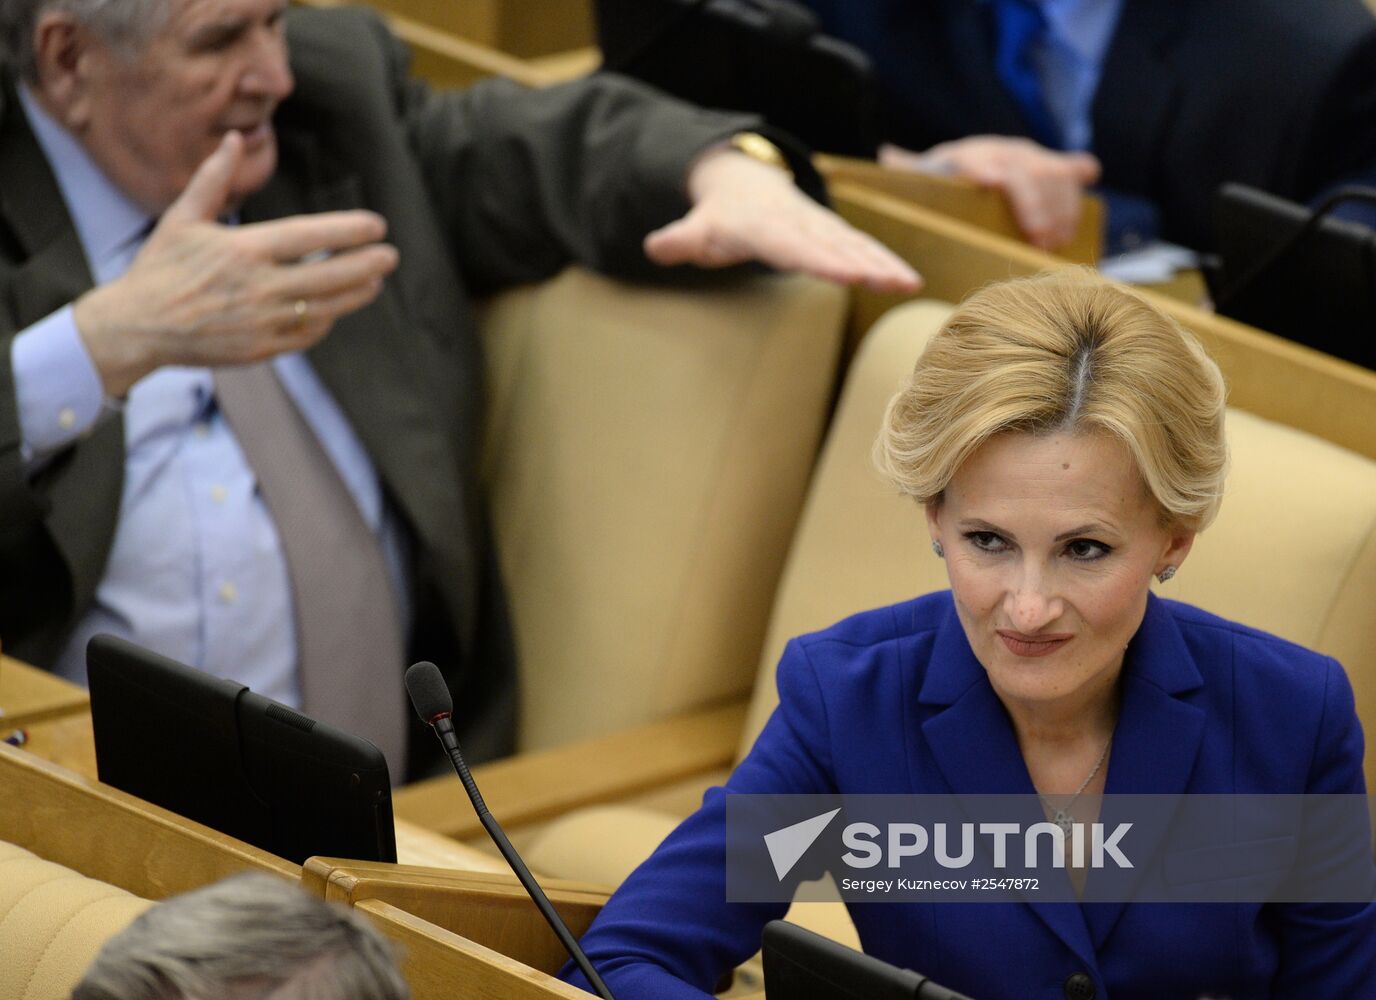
0,0,918,775
73,872,409,999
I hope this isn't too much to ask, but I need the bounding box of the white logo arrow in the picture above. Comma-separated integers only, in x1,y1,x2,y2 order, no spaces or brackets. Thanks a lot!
763,808,842,881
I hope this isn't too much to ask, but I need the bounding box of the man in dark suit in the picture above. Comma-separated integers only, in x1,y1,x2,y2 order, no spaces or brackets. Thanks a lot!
0,0,917,775
800,0,1376,252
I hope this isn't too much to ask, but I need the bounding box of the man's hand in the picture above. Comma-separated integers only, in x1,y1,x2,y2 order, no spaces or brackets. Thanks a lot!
881,137,1101,251
644,149,922,294
74,132,400,398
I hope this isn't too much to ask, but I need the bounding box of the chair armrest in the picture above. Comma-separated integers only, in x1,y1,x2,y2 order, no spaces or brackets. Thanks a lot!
393,700,747,840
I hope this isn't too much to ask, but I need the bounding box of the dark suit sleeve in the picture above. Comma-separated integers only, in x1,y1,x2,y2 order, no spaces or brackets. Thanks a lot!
1269,658,1376,996
1294,26,1376,203
560,638,839,998
372,28,768,291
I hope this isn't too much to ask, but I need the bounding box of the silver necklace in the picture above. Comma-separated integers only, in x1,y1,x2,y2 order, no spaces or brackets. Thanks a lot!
1037,735,1112,835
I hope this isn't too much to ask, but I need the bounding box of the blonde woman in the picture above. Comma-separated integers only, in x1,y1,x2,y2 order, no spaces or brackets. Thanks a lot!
564,273,1375,999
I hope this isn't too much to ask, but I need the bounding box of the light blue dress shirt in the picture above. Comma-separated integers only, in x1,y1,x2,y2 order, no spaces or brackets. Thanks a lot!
1029,0,1124,153
9,86,410,705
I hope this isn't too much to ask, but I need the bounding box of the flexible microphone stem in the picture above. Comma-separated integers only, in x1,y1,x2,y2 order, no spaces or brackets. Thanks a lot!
431,716,617,1000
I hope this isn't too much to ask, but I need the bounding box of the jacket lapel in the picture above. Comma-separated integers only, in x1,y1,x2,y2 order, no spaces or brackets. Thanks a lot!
916,604,1031,796
237,140,422,471
1091,0,1193,191
0,76,97,328
1083,594,1206,948
0,76,126,624
912,595,1208,969
914,602,1099,972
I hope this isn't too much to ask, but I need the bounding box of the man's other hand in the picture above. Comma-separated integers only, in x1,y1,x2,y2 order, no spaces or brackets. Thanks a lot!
644,149,922,294
881,137,1100,251
74,132,400,398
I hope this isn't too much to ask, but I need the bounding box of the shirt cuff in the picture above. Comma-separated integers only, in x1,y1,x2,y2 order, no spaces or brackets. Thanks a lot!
10,305,112,459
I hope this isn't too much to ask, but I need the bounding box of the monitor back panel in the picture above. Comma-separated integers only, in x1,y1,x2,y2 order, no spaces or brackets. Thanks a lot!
87,635,396,865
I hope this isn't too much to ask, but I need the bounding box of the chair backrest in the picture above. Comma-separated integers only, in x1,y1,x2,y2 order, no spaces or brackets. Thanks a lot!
480,267,848,751
0,840,153,1000
739,300,1376,793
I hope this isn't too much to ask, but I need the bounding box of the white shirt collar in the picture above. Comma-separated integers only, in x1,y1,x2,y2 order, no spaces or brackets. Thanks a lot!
17,82,151,269
1038,0,1123,65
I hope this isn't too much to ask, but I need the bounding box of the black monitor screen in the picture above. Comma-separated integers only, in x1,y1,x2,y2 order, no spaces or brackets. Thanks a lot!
1210,183,1376,371
87,634,397,865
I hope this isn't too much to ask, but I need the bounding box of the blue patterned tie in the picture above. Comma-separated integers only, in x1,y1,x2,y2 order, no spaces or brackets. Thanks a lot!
990,0,1063,149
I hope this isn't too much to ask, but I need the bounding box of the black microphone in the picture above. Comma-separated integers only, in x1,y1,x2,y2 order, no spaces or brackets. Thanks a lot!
404,662,616,1000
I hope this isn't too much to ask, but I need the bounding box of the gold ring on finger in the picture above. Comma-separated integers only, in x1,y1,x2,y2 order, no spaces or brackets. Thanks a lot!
292,298,309,327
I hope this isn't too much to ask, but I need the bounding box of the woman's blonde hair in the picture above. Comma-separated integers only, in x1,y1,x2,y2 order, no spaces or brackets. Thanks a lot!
875,271,1229,530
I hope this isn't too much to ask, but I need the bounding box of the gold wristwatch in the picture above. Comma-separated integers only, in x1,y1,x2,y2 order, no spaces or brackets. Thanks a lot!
727,132,794,181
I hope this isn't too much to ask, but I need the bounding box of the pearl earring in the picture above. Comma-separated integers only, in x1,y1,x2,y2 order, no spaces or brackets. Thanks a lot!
932,540,944,558
1157,565,1176,583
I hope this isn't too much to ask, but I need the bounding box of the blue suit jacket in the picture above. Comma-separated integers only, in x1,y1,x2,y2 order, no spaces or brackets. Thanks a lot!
565,592,1376,998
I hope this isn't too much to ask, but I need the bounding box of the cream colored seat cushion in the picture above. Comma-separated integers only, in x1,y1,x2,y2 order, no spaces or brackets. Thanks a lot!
522,805,682,889
530,805,862,952
0,840,153,1000
480,267,847,750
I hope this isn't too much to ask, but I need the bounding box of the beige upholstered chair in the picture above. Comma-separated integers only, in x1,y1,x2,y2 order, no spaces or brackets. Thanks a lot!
479,267,849,751
0,840,154,1000
523,297,1376,931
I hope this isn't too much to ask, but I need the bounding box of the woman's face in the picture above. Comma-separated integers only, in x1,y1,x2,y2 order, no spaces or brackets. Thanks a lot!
926,430,1195,718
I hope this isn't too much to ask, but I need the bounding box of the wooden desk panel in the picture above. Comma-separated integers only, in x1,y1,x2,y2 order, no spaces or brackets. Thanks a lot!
368,0,593,59
0,745,297,899
0,655,89,727
295,0,593,62
2,744,578,998
304,859,609,975
817,154,1104,265
21,711,98,778
363,899,588,999
17,708,507,872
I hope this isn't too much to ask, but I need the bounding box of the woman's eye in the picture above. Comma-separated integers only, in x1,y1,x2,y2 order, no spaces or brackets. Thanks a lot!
965,531,1008,553
1065,539,1111,561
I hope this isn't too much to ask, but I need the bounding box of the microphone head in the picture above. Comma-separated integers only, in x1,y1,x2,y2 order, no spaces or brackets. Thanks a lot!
405,661,453,725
